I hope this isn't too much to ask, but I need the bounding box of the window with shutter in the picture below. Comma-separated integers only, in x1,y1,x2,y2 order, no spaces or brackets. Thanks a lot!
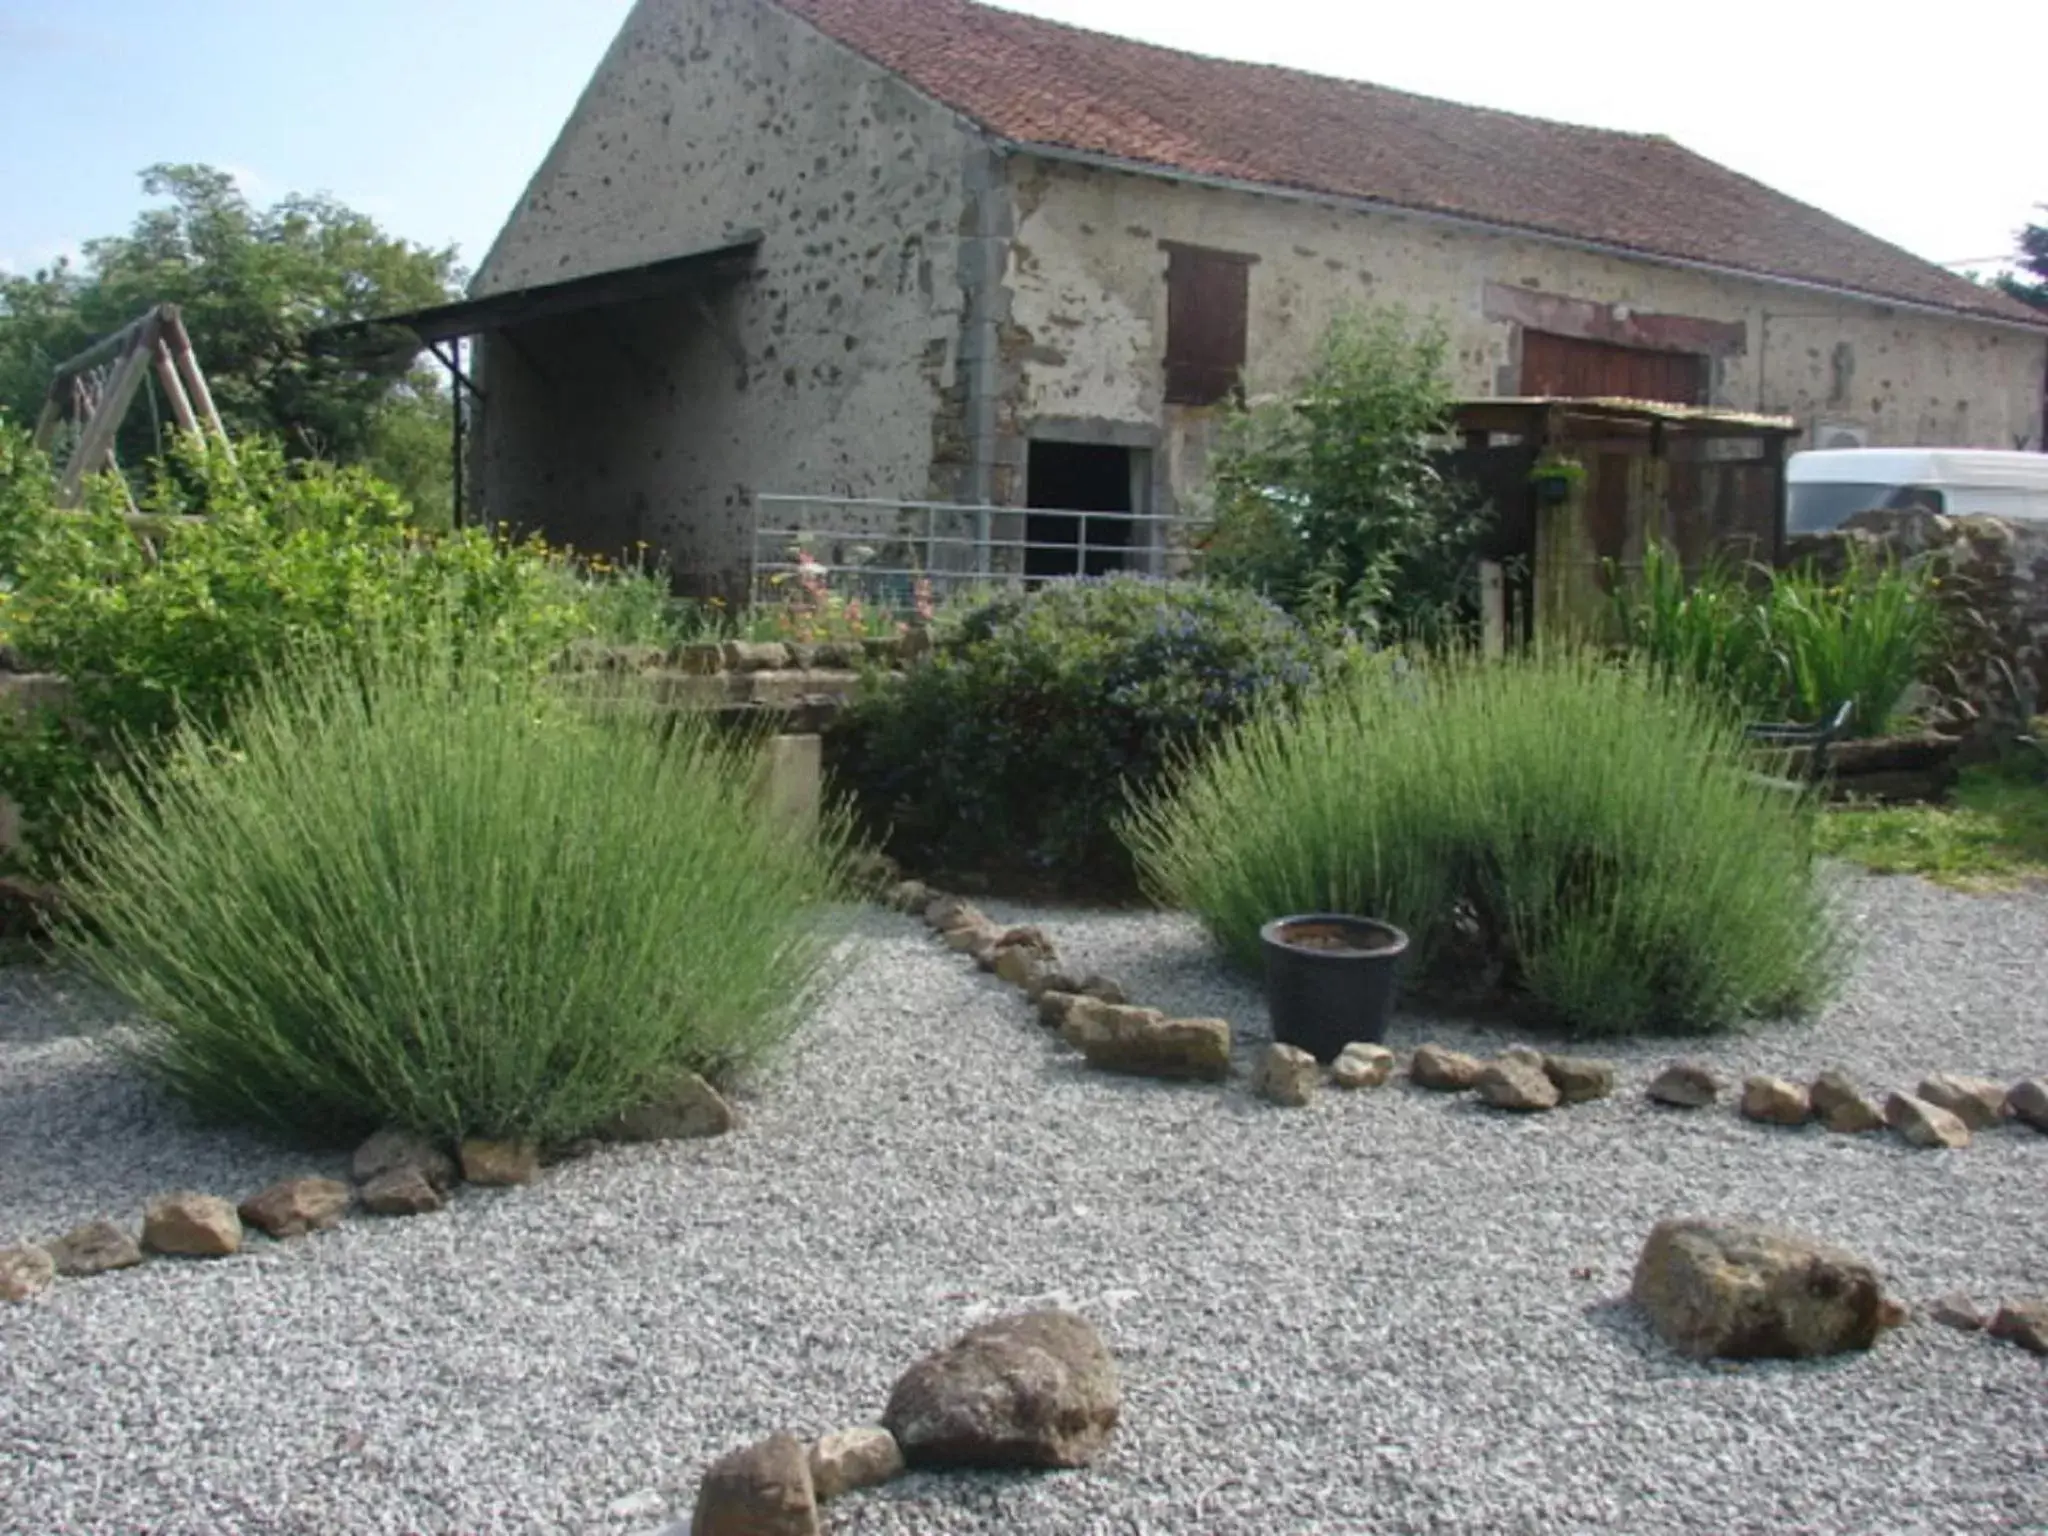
1164,244,1253,406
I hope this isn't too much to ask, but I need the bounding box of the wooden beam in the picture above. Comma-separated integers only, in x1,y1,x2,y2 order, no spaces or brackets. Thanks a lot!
56,330,156,506
29,395,62,452
44,308,166,390
162,310,231,454
151,339,203,437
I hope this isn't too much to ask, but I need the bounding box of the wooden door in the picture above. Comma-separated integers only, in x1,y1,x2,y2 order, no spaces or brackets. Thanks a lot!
1521,331,1706,405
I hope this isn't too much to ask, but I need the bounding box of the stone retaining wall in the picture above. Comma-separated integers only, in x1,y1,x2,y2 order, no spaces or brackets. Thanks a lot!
0,635,917,856
558,633,919,734
1787,510,2048,742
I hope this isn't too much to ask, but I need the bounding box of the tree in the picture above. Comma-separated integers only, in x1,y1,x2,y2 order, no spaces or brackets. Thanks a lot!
0,164,462,521
1198,308,1490,638
1999,208,2047,311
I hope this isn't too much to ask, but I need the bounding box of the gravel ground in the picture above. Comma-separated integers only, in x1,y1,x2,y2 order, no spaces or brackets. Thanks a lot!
2,872,2046,1535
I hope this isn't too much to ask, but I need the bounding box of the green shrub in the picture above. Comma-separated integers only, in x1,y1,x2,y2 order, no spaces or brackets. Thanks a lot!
1609,542,1940,735
1126,649,1842,1036
60,627,850,1145
1199,308,1490,638
830,576,1320,894
0,425,614,864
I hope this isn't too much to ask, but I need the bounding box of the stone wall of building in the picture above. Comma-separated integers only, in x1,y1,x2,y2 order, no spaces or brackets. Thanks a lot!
469,0,988,593
1002,157,2048,519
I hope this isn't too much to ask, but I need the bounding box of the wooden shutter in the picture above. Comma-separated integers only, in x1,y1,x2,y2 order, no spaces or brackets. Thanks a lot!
1165,245,1252,406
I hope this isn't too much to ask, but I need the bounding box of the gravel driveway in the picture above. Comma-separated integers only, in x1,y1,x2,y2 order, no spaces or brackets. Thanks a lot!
2,872,2045,1535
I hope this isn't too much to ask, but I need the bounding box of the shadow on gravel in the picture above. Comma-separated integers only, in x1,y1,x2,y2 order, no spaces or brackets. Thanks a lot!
1579,1296,1885,1381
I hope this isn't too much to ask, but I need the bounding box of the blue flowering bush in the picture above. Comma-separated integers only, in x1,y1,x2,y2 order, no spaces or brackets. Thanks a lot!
829,576,1320,894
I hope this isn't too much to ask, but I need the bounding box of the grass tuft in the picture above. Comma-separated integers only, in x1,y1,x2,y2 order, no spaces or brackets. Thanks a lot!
1610,543,1940,735
1125,648,1843,1037
58,627,851,1145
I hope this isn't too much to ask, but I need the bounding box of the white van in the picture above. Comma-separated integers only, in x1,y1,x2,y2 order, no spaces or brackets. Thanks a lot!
1786,448,2048,535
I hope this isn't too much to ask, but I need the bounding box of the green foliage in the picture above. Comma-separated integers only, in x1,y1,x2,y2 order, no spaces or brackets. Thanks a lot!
1199,308,1489,637
59,627,849,1144
830,576,1320,894
1815,758,2048,889
0,423,607,864
1609,543,1941,736
1127,649,1841,1037
1999,209,2047,311
0,164,460,520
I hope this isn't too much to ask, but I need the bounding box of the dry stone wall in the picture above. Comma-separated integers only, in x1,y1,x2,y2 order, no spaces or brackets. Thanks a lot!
1787,509,2048,742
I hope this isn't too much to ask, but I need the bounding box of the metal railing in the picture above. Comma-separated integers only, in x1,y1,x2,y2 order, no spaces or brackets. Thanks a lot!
750,493,1199,613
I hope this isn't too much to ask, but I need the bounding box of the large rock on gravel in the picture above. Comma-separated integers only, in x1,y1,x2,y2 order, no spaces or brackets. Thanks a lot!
601,1072,736,1142
883,1310,1120,1469
689,1431,819,1536
0,1244,55,1302
46,1219,143,1277
1331,1042,1394,1089
1475,1057,1560,1112
1809,1069,1885,1133
1988,1301,2048,1355
1542,1055,1616,1103
1646,1061,1722,1108
1409,1044,1484,1091
2006,1078,2048,1132
459,1139,539,1186
351,1127,457,1192
807,1426,905,1501
1253,1043,1320,1106
1631,1218,1888,1360
1740,1075,1811,1126
1060,1000,1230,1082
359,1166,444,1216
1915,1073,2007,1131
238,1177,351,1239
142,1193,242,1258
1885,1093,1971,1149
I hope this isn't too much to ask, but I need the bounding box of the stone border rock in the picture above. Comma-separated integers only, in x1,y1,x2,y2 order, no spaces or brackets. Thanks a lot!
682,1308,1118,1534
2,1076,740,1308
882,870,2046,1154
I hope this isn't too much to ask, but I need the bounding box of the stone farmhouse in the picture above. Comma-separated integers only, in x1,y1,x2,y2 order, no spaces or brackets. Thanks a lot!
399,0,2048,593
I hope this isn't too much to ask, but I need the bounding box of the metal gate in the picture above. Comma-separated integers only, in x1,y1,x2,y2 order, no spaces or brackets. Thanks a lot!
749,493,1198,613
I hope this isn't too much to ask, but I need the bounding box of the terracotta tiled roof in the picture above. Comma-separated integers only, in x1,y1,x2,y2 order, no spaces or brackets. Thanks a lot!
775,0,2044,328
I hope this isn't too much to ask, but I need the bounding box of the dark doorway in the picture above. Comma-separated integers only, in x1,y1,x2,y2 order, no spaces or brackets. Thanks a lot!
1025,441,1138,578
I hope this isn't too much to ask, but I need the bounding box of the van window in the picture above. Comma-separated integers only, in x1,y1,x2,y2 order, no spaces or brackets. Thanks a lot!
1787,482,1943,535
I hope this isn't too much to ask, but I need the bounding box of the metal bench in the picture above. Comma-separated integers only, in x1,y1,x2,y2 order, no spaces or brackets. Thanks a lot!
1743,700,1855,790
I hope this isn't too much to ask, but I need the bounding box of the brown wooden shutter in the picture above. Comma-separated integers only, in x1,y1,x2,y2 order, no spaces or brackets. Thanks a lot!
1165,245,1252,406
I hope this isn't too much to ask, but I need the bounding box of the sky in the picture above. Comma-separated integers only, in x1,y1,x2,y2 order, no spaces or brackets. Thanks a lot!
0,0,2040,287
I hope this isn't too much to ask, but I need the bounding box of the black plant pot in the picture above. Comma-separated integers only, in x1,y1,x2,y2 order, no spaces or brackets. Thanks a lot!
1260,914,1410,1063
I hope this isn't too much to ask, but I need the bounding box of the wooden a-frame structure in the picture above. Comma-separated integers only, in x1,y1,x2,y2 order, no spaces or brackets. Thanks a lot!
30,304,232,506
